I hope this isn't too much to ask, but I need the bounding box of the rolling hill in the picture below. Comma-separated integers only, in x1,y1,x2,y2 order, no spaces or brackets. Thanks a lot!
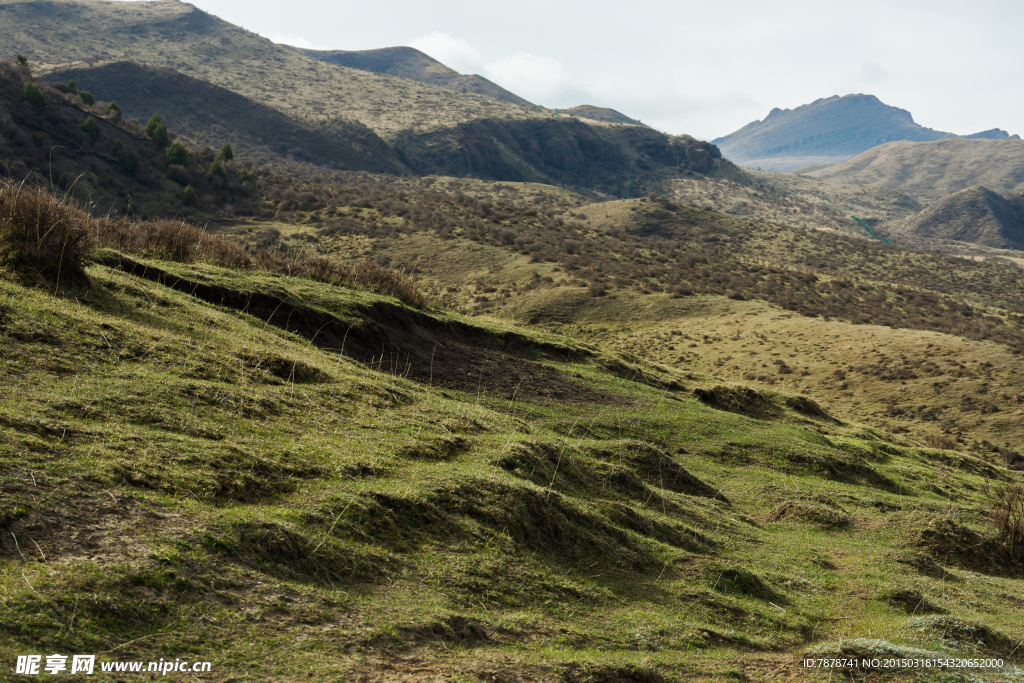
45,60,405,174
298,45,535,107
713,94,1018,172
885,186,1024,250
6,2,1024,679
1,0,723,195
0,60,260,217
561,104,643,126
802,137,1024,203
5,174,1024,682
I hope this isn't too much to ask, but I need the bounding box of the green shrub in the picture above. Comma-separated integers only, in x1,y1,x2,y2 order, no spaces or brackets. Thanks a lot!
80,116,102,142
150,123,169,148
219,142,234,162
146,113,163,137
112,139,124,154
79,91,95,106
66,79,78,94
166,141,189,166
210,159,227,179
105,101,121,122
15,54,27,67
182,185,197,206
146,113,170,148
21,83,45,111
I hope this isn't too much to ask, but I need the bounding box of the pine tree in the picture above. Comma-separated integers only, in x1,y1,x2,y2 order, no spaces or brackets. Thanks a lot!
21,83,45,112
219,143,234,162
166,141,189,166
80,117,102,142
210,159,227,179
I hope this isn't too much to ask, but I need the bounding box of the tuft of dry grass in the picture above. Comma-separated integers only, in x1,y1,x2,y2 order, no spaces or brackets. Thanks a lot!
1,181,428,307
0,179,94,285
984,482,1024,554
922,433,959,451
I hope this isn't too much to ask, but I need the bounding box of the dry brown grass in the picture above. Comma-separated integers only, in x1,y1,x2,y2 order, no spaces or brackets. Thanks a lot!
0,179,94,285
91,216,428,308
0,182,427,307
922,433,959,450
984,483,1024,554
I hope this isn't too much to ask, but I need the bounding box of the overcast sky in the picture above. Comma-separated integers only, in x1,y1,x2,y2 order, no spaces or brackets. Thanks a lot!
184,0,1023,141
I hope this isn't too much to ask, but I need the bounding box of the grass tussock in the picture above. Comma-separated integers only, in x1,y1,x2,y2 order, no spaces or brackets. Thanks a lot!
0,181,427,307
0,180,93,285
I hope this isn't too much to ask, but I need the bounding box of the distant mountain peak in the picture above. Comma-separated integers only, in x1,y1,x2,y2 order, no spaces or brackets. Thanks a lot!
712,93,1007,171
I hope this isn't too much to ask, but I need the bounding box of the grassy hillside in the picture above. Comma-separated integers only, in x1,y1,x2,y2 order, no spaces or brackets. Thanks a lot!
5,184,1024,682
562,105,643,126
1,0,725,195
222,177,1024,454
668,167,922,236
802,138,1024,203
299,46,535,107
0,60,264,219
885,187,1024,251
45,60,405,175
1,0,530,140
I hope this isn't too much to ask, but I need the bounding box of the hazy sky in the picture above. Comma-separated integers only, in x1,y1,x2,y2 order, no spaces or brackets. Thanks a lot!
182,0,1023,141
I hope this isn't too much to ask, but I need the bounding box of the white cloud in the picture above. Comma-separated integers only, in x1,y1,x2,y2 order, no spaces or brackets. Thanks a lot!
485,52,573,103
409,32,484,74
269,33,325,50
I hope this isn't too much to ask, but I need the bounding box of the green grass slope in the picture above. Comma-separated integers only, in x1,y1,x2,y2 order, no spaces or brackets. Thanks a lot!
803,138,1024,203
240,177,1024,455
299,46,535,107
4,189,1024,680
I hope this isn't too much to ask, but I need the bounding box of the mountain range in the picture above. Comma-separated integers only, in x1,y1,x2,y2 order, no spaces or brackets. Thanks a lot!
2,0,716,196
713,94,1019,172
